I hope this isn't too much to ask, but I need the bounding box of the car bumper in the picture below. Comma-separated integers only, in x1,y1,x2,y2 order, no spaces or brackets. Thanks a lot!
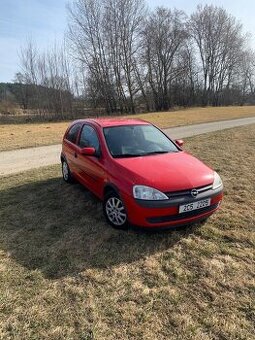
122,189,223,228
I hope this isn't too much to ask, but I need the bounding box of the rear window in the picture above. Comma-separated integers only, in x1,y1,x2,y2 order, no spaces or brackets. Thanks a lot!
66,123,81,144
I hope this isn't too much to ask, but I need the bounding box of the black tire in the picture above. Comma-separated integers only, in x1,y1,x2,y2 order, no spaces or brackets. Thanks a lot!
103,191,128,229
61,159,73,183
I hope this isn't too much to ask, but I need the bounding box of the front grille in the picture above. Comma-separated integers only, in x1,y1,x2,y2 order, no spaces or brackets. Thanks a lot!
165,184,213,199
147,203,218,224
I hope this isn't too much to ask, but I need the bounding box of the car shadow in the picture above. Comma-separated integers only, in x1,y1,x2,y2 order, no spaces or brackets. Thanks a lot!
0,176,206,279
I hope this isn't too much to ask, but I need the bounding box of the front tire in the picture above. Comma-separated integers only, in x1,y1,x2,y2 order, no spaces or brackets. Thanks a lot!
103,192,128,229
62,159,73,183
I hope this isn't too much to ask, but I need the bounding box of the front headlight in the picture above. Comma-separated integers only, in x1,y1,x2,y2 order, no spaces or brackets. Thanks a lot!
212,171,223,190
133,185,168,200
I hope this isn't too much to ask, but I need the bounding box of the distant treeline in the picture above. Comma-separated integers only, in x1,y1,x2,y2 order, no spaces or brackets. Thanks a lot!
2,1,255,119
0,83,73,117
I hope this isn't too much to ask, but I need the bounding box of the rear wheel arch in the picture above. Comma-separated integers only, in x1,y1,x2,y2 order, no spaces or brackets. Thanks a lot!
60,153,66,163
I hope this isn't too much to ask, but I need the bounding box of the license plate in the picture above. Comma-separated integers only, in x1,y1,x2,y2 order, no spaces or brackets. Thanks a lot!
179,198,211,214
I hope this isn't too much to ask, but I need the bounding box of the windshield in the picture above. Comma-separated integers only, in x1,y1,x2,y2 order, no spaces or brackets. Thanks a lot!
103,124,179,158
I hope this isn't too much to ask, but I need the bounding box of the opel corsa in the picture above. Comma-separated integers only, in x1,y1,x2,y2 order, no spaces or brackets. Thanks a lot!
61,119,223,229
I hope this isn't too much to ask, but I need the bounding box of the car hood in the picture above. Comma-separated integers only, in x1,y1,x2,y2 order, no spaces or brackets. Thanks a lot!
114,151,214,192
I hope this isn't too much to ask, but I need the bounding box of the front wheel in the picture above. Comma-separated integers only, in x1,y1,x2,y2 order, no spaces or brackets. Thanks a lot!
103,192,128,229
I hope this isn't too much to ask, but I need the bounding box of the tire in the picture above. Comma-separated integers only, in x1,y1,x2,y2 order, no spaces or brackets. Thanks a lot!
61,159,73,183
103,191,128,229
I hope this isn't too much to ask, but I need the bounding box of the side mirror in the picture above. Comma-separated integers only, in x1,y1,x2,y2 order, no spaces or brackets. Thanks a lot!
175,139,184,148
80,147,96,156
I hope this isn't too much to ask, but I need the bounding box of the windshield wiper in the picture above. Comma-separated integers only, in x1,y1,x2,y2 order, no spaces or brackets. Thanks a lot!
113,153,145,158
143,150,170,156
113,150,176,158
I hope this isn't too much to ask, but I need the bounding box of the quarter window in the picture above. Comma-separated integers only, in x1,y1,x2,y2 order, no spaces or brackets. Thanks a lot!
66,124,81,144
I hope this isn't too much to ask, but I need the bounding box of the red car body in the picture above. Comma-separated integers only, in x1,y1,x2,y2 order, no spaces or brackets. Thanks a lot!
61,118,223,229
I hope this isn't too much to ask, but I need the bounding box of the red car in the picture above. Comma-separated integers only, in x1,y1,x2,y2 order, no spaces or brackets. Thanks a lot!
61,118,223,229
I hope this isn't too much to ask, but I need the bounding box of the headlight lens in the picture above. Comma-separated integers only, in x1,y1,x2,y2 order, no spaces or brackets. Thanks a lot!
133,185,168,200
212,171,223,190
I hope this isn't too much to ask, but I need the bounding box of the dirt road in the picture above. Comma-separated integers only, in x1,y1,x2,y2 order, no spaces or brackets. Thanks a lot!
1,117,255,176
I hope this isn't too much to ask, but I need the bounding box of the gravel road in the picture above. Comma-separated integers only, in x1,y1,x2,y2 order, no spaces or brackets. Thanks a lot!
1,117,255,176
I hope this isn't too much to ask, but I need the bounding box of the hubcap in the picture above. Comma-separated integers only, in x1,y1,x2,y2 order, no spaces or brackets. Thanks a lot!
62,162,69,180
106,197,127,226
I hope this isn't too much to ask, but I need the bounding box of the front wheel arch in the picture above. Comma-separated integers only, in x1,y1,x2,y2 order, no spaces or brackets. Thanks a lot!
103,183,120,198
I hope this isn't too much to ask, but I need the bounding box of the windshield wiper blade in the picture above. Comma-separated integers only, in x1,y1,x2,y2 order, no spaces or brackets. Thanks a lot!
113,153,144,158
113,150,175,158
143,150,170,156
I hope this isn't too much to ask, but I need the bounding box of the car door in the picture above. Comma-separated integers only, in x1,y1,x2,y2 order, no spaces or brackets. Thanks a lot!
75,124,105,198
63,123,82,175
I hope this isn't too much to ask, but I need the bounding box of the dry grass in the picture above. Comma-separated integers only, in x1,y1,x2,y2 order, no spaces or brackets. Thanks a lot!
134,105,255,128
1,105,255,151
0,121,69,152
0,125,254,339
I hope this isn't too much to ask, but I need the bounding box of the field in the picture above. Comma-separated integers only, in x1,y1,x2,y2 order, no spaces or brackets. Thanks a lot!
0,125,254,339
1,105,255,151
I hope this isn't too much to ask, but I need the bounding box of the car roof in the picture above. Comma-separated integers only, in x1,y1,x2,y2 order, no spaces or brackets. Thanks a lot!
71,118,150,128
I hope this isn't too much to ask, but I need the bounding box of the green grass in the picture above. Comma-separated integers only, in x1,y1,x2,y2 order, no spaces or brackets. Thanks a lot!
0,125,254,339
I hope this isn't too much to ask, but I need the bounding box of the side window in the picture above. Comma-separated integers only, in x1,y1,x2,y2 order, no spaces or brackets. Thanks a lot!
66,124,81,144
78,125,100,152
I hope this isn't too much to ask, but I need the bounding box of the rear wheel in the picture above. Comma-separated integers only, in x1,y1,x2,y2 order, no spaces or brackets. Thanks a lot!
62,159,73,183
103,191,128,229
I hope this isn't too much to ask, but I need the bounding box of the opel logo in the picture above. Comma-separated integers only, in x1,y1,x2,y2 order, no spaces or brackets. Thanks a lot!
191,189,198,198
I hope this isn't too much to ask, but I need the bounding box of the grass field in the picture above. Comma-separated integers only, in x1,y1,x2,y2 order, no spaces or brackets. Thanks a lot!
1,105,255,151
0,125,254,339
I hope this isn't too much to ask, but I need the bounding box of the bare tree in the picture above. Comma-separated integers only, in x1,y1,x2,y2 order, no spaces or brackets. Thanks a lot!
105,0,146,113
17,39,74,118
68,0,146,114
19,39,43,115
68,0,115,113
142,7,187,111
13,2,255,118
189,5,246,106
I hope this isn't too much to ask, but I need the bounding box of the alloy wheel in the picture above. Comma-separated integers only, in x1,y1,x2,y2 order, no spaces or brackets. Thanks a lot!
105,196,127,226
62,161,69,181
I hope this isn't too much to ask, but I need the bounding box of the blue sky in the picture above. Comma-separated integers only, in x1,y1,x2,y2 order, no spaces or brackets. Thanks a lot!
1,0,255,82
0,0,67,82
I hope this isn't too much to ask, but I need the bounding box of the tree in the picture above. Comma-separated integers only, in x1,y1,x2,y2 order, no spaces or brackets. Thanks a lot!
12,2,255,118
17,39,74,118
142,7,187,111
189,5,246,106
68,0,146,114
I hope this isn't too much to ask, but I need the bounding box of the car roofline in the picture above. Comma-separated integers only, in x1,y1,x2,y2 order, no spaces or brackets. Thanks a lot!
67,118,151,128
